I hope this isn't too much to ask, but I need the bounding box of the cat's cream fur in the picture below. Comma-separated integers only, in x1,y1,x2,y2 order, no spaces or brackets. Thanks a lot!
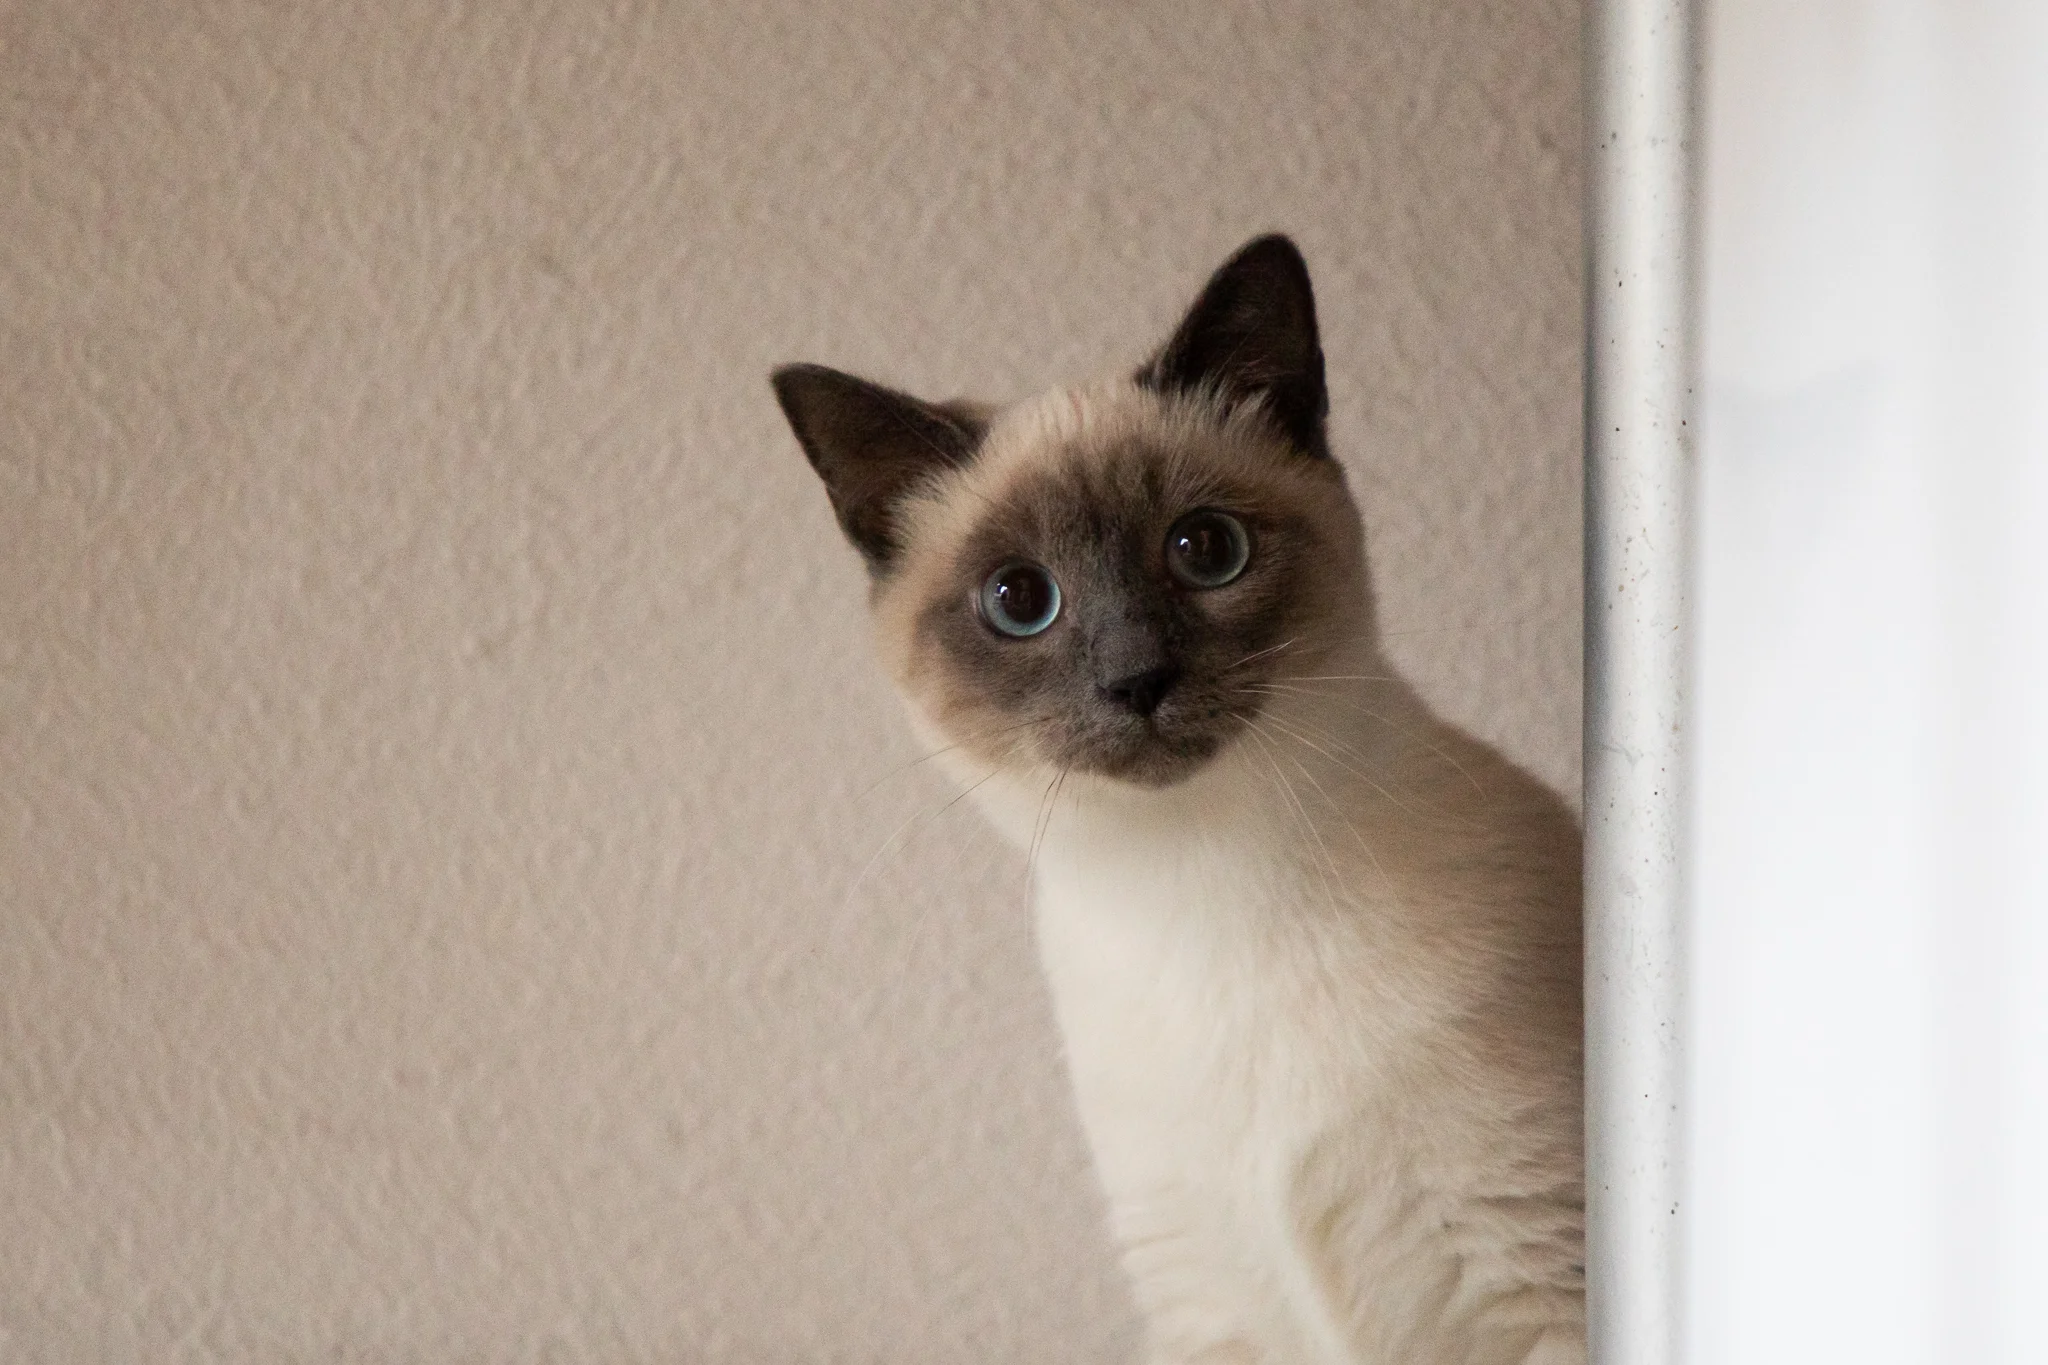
775,238,1583,1364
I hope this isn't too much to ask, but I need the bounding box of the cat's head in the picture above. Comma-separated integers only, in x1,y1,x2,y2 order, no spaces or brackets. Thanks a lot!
771,235,1373,791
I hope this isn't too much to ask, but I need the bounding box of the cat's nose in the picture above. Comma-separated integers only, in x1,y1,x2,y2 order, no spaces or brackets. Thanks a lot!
1098,662,1182,717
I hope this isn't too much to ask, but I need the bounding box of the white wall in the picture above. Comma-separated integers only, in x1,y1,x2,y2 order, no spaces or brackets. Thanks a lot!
1690,3,2048,1361
0,3,1583,1359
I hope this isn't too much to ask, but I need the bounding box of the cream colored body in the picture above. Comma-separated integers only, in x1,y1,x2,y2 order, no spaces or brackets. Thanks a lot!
921,662,1584,1365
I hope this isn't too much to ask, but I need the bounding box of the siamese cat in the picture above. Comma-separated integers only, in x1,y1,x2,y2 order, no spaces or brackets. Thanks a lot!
771,236,1584,1365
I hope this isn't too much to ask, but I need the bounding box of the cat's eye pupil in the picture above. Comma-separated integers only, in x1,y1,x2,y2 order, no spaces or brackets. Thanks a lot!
981,562,1061,637
1167,510,1251,588
1179,524,1230,569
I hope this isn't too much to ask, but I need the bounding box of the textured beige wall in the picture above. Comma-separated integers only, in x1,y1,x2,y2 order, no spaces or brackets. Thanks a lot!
0,1,1580,1359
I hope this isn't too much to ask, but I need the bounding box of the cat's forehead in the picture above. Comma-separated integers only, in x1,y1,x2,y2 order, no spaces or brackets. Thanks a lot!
904,381,1291,559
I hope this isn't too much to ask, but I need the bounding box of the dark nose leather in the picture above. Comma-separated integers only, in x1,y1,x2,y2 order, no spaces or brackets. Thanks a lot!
1098,662,1181,717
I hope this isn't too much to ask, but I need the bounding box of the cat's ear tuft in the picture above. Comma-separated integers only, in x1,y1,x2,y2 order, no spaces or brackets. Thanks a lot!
1137,234,1329,460
770,363,986,572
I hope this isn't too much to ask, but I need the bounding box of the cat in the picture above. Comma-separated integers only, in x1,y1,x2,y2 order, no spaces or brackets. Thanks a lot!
770,235,1584,1365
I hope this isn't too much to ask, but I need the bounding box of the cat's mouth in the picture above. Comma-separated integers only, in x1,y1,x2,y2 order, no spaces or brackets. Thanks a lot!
1051,697,1246,788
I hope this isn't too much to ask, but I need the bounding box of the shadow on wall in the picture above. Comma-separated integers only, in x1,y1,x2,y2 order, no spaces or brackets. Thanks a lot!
0,1,1581,1360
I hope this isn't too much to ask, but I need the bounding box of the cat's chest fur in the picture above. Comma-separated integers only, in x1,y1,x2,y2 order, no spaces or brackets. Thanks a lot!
1032,813,1412,1157
1025,796,1451,1365
968,732,1583,1365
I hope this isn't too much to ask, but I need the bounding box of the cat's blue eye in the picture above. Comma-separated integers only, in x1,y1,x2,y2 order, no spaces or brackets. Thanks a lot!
1166,509,1251,588
980,561,1062,637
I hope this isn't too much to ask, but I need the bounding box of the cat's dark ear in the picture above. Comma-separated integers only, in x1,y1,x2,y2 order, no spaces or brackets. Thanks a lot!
1137,234,1329,460
770,363,986,571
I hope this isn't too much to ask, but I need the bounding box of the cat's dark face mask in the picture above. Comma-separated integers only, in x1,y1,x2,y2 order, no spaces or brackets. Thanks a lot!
912,447,1330,787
